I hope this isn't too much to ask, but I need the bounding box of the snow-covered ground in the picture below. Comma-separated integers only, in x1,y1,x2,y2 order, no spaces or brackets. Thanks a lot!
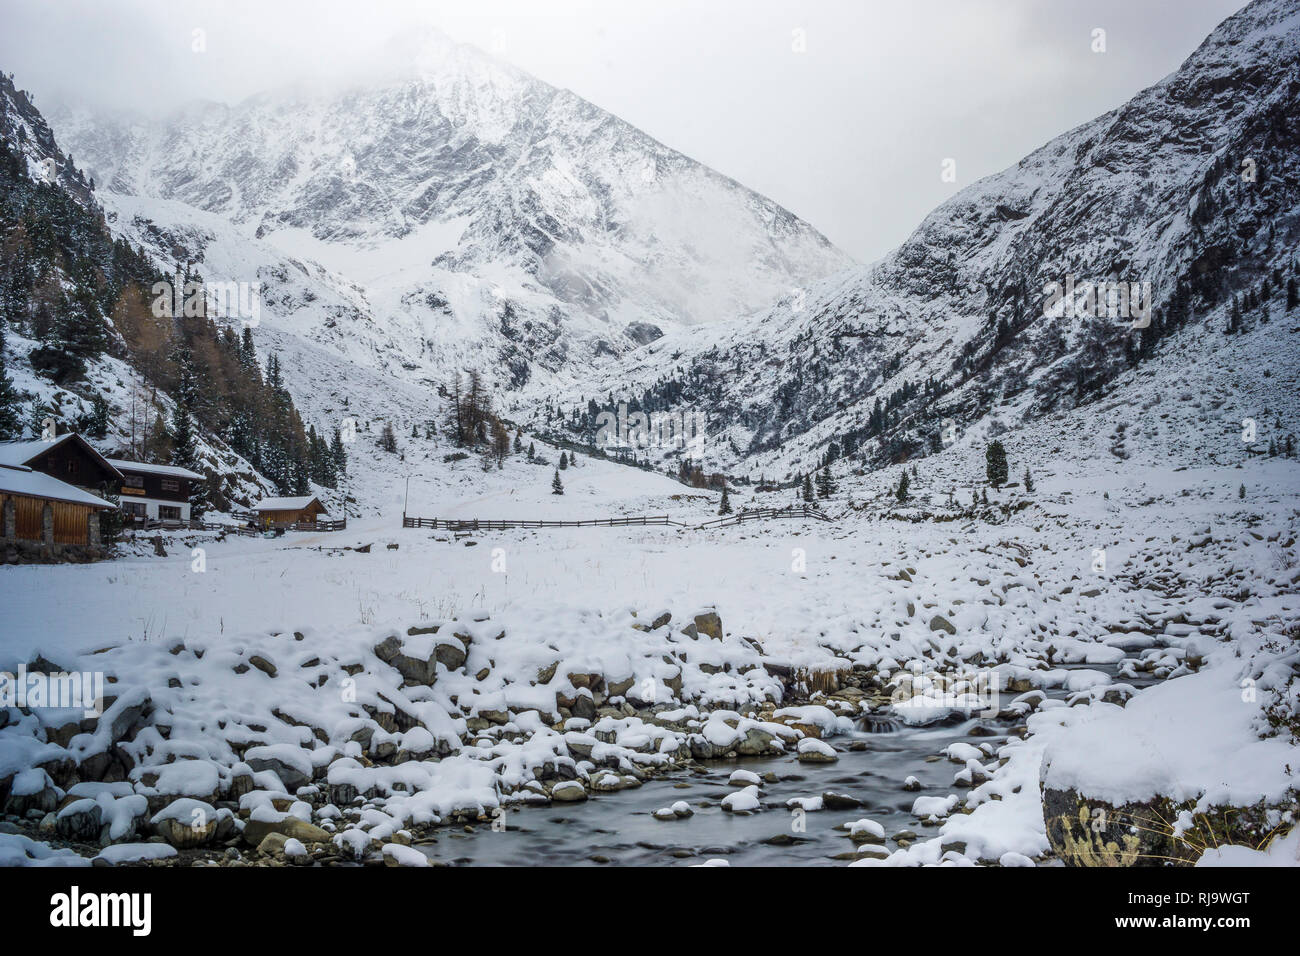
3,420,1297,866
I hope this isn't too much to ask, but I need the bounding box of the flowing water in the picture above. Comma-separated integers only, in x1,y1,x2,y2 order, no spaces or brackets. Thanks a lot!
413,717,1013,866
414,665,1153,866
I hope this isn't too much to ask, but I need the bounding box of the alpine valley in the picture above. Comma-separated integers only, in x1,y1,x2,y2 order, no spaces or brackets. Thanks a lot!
0,0,1296,873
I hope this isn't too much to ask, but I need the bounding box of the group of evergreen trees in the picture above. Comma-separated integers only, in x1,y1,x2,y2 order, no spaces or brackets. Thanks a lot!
442,370,518,469
1224,263,1298,335
789,464,837,504
0,133,340,504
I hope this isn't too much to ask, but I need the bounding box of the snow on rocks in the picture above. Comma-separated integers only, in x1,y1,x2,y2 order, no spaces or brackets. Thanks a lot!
381,843,430,867
0,599,824,864
728,769,763,787
149,798,226,848
652,800,694,821
845,818,886,843
721,786,761,814
911,794,960,824
796,738,838,763
92,842,179,866
550,781,588,802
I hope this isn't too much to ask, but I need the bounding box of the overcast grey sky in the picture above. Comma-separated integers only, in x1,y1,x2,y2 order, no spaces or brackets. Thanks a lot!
0,0,1248,262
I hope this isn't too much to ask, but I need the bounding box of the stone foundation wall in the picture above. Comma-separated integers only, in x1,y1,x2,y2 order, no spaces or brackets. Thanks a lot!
0,538,109,565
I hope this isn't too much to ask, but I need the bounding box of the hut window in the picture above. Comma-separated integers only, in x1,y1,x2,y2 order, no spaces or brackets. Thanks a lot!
67,460,79,475
161,478,180,491
124,475,144,488
159,506,182,521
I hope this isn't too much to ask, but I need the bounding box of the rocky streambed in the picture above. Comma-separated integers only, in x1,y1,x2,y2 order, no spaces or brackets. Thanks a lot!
6,598,1264,869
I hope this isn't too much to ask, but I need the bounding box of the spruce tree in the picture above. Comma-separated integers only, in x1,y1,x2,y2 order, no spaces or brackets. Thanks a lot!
330,427,347,477
0,341,20,440
170,354,199,470
85,392,110,439
896,471,910,502
379,422,397,453
801,472,814,503
551,469,564,495
816,465,834,498
559,451,568,470
1023,468,1034,493
1239,483,1246,500
718,485,732,515
985,440,1008,486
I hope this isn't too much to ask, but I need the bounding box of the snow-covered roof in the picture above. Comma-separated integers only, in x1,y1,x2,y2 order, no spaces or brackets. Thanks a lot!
0,434,74,467
106,458,204,481
0,464,114,509
254,496,325,512
0,433,123,478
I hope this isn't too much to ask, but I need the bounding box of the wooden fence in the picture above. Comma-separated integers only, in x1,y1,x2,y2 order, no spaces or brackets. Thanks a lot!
403,515,686,531
125,516,346,534
696,505,831,529
263,518,348,533
402,507,829,532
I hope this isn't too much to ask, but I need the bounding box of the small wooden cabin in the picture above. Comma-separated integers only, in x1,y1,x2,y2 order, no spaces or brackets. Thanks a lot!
0,463,115,547
253,495,329,528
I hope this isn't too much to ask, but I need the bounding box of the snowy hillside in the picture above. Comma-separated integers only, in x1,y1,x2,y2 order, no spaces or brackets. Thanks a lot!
534,0,1300,483
49,28,852,394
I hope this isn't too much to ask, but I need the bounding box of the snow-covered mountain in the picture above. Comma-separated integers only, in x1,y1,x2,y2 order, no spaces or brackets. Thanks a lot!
49,30,852,393
535,0,1300,480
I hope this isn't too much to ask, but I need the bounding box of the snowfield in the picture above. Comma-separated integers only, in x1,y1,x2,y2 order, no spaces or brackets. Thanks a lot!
2,417,1297,866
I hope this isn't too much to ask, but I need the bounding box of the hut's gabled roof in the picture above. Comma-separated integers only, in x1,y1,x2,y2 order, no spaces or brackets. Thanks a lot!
0,464,115,509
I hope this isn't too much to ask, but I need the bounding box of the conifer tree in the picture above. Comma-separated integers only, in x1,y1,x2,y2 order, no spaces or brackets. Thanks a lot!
330,426,347,477
801,472,815,503
816,465,836,498
551,469,564,495
985,440,1008,486
1024,468,1034,493
896,471,910,502
0,333,21,440
718,484,732,515
170,349,199,471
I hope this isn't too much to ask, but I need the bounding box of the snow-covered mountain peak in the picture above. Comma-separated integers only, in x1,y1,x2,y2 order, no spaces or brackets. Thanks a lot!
47,37,853,393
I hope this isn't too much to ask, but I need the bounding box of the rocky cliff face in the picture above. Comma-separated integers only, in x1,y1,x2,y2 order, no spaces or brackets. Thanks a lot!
0,72,94,207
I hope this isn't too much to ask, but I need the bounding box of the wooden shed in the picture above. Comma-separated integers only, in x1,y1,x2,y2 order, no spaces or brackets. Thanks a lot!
252,495,329,529
0,463,115,547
